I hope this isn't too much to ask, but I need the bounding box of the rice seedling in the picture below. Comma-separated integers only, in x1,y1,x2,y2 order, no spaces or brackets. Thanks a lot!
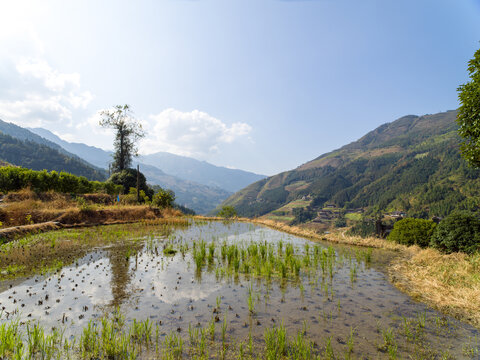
163,331,184,359
417,311,427,329
378,326,397,358
290,330,313,359
401,316,414,342
301,319,309,335
350,262,357,281
221,312,228,349
209,315,216,341
323,336,335,360
247,284,256,315
345,327,355,359
264,322,287,359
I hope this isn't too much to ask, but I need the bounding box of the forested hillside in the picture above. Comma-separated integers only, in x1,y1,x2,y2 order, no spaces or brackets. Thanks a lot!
0,132,106,181
220,110,480,220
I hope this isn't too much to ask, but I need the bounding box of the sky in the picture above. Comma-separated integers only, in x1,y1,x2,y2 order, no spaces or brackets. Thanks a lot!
0,0,479,175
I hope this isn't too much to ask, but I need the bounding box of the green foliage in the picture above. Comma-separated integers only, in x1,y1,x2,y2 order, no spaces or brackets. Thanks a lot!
290,207,316,225
121,187,151,204
224,110,480,222
431,211,480,254
457,46,480,167
0,166,120,194
347,221,376,238
174,203,195,215
217,205,237,218
152,188,175,208
108,168,153,198
99,105,145,172
334,217,347,228
0,132,105,181
387,218,437,248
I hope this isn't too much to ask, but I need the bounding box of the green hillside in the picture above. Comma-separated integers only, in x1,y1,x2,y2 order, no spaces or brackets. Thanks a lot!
220,110,480,220
0,132,106,181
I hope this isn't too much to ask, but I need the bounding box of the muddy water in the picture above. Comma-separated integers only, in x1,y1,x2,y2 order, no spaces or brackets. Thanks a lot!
0,221,478,358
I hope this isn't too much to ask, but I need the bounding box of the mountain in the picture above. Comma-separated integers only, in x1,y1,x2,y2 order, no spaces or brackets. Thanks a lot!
136,162,231,214
0,132,106,181
140,152,265,193
0,118,107,181
29,127,113,169
30,127,265,193
220,110,480,221
29,127,231,213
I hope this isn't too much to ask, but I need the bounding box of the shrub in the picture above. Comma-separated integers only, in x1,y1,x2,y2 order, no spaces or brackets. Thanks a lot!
290,207,316,225
0,166,121,195
217,205,237,218
334,217,347,228
430,211,480,254
108,168,153,198
347,221,376,238
152,188,175,208
387,218,436,248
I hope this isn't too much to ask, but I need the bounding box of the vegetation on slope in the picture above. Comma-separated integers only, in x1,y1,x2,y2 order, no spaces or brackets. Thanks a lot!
220,110,480,220
0,132,106,181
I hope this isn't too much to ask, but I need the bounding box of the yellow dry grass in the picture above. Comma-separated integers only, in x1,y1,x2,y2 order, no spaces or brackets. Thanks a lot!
390,248,480,327
0,188,184,227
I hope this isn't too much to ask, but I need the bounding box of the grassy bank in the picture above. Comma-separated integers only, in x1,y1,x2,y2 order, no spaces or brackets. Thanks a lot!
219,217,480,329
0,188,183,228
390,248,480,328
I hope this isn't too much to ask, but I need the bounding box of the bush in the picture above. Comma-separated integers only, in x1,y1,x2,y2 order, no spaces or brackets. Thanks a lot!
0,166,120,195
108,168,153,198
347,221,376,238
290,207,316,225
217,205,237,218
387,218,436,248
334,217,347,228
430,212,480,254
152,188,175,208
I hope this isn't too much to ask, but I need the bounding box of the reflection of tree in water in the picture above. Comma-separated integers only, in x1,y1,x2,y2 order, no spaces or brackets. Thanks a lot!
106,227,174,307
106,243,142,307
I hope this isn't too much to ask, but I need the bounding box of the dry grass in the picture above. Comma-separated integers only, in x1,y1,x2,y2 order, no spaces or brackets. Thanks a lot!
245,218,408,251
390,248,480,328
0,189,184,227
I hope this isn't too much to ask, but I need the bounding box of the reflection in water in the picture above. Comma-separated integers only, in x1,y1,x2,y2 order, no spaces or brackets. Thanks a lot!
107,243,141,307
0,221,477,358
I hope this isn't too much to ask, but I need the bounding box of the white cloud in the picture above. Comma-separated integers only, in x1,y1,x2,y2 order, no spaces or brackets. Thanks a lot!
140,108,252,158
0,57,93,128
16,58,81,92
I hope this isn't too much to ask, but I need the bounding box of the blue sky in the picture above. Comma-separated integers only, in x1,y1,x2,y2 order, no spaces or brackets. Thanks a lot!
0,0,479,175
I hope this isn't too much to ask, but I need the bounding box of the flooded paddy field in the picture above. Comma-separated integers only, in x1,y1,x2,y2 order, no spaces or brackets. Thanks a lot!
0,220,479,359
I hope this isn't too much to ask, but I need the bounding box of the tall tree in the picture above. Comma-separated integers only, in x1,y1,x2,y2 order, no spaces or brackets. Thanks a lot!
457,46,480,167
99,104,145,172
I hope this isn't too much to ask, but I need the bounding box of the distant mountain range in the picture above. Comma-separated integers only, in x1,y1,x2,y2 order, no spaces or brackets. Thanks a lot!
29,127,112,170
30,128,265,193
219,110,480,221
139,152,265,193
0,121,263,213
0,120,106,181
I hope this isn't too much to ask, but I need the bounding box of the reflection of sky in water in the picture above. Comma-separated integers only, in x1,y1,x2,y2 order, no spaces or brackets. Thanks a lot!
0,221,477,356
0,252,113,331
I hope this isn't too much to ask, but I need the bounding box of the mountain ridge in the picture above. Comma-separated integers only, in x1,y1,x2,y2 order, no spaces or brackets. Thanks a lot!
30,127,266,193
27,126,232,213
219,110,480,222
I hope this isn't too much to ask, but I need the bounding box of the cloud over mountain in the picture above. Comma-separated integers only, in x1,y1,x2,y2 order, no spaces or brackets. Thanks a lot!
141,108,252,158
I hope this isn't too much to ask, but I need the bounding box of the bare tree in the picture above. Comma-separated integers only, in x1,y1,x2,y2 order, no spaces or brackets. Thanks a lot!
99,104,145,172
